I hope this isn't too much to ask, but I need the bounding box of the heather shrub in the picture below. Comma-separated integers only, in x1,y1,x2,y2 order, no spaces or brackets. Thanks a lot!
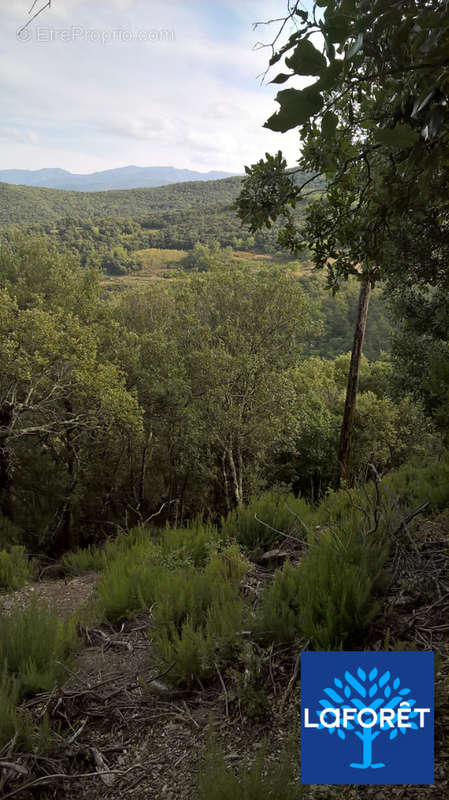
97,543,169,621
0,546,32,590
61,544,105,575
159,518,220,566
198,739,301,800
221,492,313,551
0,603,77,699
258,526,389,650
153,547,248,684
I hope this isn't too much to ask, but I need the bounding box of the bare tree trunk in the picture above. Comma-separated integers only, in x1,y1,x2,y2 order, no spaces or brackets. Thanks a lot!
237,444,244,506
337,280,372,486
222,450,231,513
55,403,76,554
228,446,242,507
137,430,152,515
0,403,13,520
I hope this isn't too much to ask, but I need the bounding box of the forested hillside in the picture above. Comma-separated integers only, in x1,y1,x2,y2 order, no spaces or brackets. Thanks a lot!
0,176,242,224
0,173,323,266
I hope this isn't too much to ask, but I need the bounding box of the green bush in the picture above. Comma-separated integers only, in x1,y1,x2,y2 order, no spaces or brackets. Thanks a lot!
98,536,248,682
97,523,230,622
0,665,56,751
313,455,449,540
0,514,22,549
0,546,32,591
257,561,303,644
0,666,25,749
198,741,300,800
61,529,159,581
153,546,246,631
255,455,449,650
156,597,244,686
258,525,389,650
228,641,269,720
97,543,169,621
221,492,313,551
384,455,449,513
0,603,77,699
61,544,105,575
102,526,152,562
153,547,248,684
159,518,220,566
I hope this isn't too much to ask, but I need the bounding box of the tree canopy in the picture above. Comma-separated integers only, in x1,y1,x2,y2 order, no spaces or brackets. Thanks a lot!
237,0,448,290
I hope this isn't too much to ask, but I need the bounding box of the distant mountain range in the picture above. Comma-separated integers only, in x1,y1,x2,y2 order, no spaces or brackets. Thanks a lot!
0,166,238,192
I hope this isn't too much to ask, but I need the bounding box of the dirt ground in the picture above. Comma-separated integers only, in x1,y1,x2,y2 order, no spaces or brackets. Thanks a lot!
1,517,449,800
0,572,98,619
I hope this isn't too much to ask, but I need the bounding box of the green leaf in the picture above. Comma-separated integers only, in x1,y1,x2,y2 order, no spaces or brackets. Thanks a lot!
312,59,344,92
321,110,338,141
359,120,377,130
285,39,327,76
270,73,292,85
325,13,352,44
373,124,420,147
265,88,324,133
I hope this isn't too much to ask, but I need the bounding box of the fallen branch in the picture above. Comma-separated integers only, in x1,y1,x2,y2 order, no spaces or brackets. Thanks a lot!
280,650,301,710
1,764,144,800
0,762,28,776
215,664,229,718
254,514,305,546
90,628,133,652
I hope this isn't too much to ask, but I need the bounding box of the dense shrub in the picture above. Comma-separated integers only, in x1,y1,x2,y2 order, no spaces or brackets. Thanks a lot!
61,529,155,579
384,455,449,513
0,514,22,549
0,666,55,751
158,519,221,567
155,597,244,686
257,561,303,644
61,544,105,575
0,546,33,590
97,523,248,682
0,603,77,699
0,667,24,749
221,492,313,551
258,525,389,650
97,544,169,621
97,522,227,621
153,547,247,684
198,741,301,800
310,454,449,540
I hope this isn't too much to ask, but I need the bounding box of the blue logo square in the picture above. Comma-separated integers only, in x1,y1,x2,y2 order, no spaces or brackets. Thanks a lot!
301,651,434,785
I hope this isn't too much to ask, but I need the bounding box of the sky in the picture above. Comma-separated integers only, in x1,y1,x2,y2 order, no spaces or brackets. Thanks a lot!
0,0,311,174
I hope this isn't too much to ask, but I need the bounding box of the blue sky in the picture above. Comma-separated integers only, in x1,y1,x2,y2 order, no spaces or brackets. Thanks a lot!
0,1,311,174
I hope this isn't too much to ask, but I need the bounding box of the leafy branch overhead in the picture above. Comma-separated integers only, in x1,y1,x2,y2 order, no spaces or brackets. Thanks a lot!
265,0,448,146
237,0,449,289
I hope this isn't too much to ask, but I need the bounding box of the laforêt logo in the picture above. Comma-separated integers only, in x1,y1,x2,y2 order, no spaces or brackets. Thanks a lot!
301,651,434,785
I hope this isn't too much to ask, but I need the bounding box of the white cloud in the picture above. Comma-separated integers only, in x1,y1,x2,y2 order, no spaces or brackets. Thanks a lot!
0,0,305,173
0,126,38,144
